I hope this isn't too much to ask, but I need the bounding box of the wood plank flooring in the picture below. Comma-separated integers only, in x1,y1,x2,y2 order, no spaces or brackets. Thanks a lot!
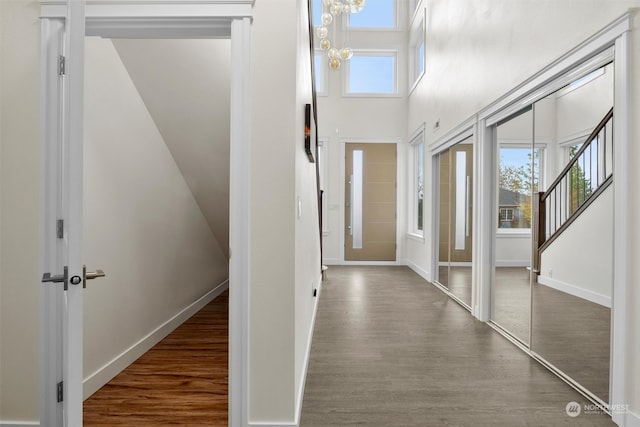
300,266,615,427
83,290,228,426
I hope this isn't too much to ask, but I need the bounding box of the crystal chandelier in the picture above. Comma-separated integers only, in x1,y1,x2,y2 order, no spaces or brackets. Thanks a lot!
315,0,366,70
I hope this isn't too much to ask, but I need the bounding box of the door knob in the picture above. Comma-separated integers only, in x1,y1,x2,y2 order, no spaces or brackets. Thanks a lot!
42,266,69,290
83,265,106,288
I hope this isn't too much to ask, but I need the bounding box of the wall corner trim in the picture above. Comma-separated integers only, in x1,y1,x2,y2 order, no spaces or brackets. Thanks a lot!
82,279,229,399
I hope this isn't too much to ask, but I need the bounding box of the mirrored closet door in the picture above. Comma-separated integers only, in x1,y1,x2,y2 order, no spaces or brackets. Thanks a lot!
530,62,614,404
436,137,473,307
487,61,614,405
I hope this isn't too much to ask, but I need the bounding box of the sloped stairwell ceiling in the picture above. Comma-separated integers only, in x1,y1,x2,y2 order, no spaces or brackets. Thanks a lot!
113,39,231,257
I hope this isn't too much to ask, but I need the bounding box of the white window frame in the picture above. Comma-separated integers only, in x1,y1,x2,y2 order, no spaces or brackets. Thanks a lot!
343,49,400,97
499,208,514,221
314,50,328,97
409,0,422,23
408,7,425,94
408,124,425,240
346,0,398,31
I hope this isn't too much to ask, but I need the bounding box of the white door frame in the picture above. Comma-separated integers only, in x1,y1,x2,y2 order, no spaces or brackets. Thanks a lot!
39,1,253,426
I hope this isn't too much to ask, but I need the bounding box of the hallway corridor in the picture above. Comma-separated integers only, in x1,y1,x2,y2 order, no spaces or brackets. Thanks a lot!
300,266,614,426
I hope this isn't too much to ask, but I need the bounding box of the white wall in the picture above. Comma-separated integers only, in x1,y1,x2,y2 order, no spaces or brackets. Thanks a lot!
539,186,612,304
249,0,296,417
0,0,41,421
249,1,322,422
112,39,232,258
82,37,229,394
556,63,614,143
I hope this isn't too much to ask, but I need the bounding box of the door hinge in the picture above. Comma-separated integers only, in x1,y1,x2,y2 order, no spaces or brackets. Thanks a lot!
56,219,64,239
57,381,63,403
58,55,66,76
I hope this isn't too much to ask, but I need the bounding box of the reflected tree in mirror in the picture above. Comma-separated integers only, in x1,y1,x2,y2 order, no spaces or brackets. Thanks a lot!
498,148,540,228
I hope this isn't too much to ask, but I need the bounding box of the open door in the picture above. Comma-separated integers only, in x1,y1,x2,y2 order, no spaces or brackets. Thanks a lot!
54,1,86,424
60,2,92,424
41,1,104,424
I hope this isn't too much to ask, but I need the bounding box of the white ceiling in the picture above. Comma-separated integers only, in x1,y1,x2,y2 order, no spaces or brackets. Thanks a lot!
113,38,231,257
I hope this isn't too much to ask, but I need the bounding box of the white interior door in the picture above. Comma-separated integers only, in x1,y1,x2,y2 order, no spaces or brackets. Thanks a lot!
63,0,85,424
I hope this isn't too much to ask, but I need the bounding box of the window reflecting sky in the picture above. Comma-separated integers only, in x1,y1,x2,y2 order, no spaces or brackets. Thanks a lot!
313,0,396,28
349,0,395,28
349,55,395,93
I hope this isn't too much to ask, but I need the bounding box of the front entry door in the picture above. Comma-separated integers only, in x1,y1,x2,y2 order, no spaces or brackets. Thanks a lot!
345,143,397,261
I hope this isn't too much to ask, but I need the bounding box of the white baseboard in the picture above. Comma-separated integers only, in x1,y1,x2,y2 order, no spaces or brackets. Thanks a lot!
83,279,229,399
537,275,611,308
0,422,40,426
625,411,640,427
437,261,472,267
249,423,296,427
407,260,430,282
495,260,530,267
322,258,341,265
323,260,401,266
293,275,323,426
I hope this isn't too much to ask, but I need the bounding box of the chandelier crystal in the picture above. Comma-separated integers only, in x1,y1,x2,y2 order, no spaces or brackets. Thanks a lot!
315,0,366,71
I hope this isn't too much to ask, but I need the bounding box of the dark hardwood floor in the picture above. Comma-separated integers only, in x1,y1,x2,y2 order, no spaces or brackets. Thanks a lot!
83,290,228,426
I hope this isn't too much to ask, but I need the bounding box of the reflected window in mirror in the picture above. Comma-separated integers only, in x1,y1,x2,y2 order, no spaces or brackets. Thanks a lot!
498,146,544,229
